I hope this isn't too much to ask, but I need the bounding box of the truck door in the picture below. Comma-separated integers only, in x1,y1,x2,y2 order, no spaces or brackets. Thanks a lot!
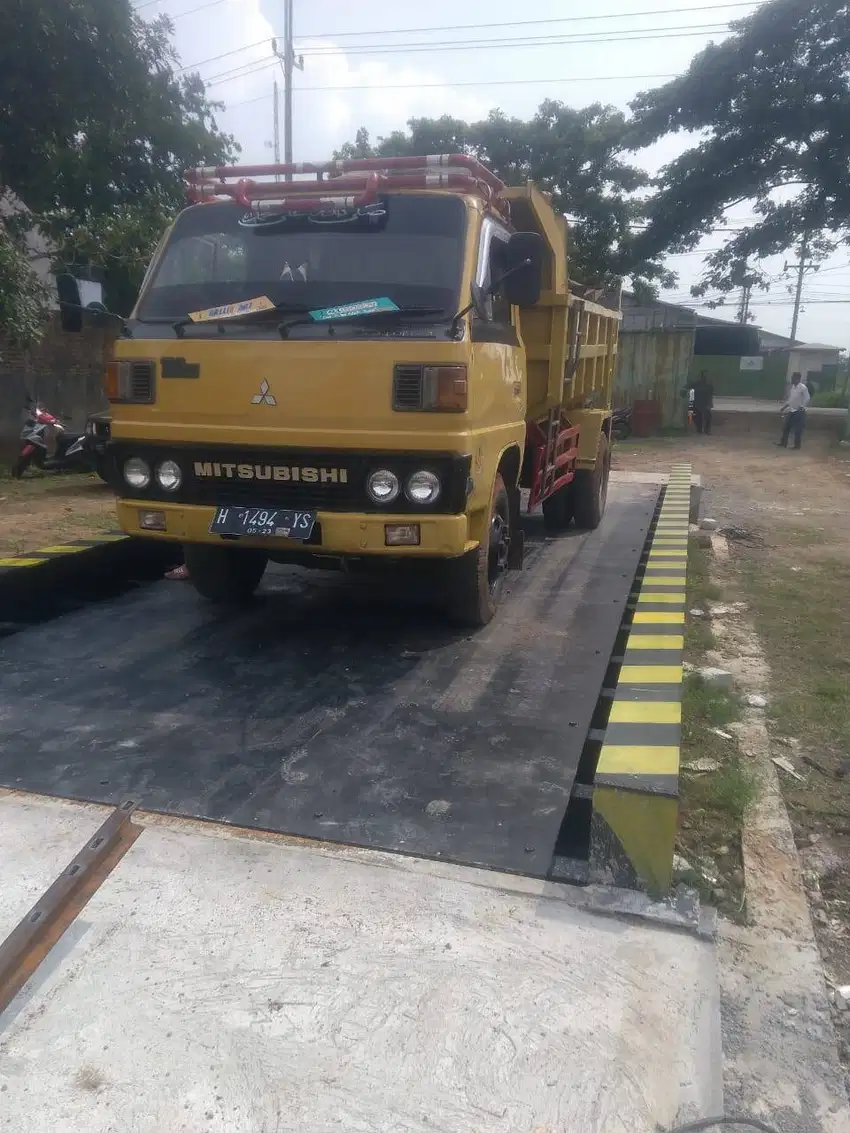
471,217,526,429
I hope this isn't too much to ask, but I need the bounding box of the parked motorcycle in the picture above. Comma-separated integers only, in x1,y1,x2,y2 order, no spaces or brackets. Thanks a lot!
11,398,108,480
85,412,112,482
611,406,632,442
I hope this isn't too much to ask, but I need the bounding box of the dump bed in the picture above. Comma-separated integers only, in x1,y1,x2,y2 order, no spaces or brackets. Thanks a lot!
504,183,621,424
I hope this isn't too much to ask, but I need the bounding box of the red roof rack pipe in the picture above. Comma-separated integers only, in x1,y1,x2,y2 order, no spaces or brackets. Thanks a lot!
186,154,505,194
185,155,509,215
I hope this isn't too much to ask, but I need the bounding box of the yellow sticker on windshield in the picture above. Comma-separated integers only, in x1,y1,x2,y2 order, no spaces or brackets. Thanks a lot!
188,295,275,323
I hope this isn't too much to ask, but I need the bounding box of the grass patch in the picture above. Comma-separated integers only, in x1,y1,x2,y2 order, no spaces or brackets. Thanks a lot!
683,673,742,732
677,615,753,917
741,556,850,757
685,544,719,655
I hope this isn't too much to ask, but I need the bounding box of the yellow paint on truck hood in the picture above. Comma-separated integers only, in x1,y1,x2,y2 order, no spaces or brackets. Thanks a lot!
111,337,477,451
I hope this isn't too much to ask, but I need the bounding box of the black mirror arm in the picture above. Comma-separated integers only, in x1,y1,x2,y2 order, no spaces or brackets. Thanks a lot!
61,300,132,338
449,258,534,337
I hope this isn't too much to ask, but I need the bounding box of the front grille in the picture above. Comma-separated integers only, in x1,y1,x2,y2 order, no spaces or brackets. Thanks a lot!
393,364,424,410
129,361,155,403
108,444,471,515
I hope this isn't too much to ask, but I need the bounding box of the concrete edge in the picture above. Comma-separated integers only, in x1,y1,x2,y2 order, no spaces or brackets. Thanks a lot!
589,462,692,894
701,538,850,1131
0,788,716,942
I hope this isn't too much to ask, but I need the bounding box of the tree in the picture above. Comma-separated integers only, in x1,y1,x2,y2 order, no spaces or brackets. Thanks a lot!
0,213,49,350
0,0,237,323
627,0,850,299
336,104,671,291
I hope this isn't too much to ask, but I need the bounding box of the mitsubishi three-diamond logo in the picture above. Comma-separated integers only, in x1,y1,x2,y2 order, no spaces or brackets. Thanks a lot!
251,379,277,407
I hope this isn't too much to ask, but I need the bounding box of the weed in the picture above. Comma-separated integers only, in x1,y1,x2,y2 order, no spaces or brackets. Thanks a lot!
707,762,758,823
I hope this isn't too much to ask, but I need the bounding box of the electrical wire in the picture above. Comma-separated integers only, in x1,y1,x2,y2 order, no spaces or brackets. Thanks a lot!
177,3,757,74
220,72,680,107
300,3,759,41
203,23,731,84
204,26,733,88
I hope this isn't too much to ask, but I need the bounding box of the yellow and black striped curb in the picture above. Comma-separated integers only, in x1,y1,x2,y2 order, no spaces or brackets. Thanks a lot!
0,533,127,573
0,531,176,621
591,462,692,894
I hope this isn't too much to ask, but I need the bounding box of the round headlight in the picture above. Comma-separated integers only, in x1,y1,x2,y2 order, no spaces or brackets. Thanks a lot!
406,470,441,505
156,459,182,492
366,469,400,505
123,457,151,490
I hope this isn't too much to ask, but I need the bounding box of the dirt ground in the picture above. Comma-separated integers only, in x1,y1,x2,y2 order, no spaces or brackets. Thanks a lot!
615,423,850,1063
0,473,117,558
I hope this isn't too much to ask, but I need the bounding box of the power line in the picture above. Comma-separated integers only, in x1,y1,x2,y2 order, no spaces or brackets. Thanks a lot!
300,25,732,59
204,26,732,87
301,2,758,40
178,3,755,74
221,72,680,107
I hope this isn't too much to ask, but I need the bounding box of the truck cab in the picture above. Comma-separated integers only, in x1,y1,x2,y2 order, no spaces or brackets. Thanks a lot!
63,156,619,625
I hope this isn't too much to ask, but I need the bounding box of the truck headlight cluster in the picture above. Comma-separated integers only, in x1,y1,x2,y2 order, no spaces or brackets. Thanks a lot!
123,457,182,492
367,468,441,506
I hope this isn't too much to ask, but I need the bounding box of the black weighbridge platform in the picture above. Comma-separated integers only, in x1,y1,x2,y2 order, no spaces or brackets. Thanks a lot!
0,483,657,879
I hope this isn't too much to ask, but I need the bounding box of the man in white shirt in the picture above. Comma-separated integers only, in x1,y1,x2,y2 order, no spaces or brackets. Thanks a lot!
778,372,812,449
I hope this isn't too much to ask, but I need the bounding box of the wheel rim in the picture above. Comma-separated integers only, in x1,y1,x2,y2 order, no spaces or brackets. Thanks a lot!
488,504,510,596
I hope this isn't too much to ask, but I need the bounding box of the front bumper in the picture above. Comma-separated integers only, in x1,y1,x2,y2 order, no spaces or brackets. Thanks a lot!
116,500,476,558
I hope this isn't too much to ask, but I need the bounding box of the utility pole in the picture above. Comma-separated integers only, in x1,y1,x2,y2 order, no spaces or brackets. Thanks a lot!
737,280,751,324
272,79,280,180
788,234,811,343
272,2,303,181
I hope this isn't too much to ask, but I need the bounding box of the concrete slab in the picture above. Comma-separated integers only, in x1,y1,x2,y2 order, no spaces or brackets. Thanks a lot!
0,791,105,939
0,795,723,1133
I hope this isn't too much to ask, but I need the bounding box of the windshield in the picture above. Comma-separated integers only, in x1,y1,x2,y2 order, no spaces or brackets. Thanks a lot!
135,195,467,322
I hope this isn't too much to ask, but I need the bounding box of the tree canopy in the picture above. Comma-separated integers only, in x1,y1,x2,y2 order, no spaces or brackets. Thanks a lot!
0,0,236,340
628,0,850,297
336,104,673,293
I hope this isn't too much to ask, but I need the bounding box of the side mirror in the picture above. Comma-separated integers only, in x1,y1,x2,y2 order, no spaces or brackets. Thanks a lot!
56,275,107,332
56,274,83,333
502,231,545,308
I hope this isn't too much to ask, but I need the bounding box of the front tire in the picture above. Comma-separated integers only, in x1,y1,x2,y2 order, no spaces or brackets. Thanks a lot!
572,434,611,530
448,473,511,628
183,544,268,604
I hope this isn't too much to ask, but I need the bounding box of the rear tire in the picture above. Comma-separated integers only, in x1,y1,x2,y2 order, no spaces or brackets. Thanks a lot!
183,543,268,604
10,453,31,479
448,473,511,628
541,482,574,533
572,434,611,530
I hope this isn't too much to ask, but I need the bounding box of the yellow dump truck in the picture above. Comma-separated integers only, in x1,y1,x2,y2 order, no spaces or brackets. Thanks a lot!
61,156,620,625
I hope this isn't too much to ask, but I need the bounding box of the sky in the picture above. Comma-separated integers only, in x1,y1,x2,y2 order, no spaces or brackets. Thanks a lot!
142,0,849,349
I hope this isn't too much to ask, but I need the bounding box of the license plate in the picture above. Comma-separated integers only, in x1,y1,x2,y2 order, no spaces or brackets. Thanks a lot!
209,506,316,540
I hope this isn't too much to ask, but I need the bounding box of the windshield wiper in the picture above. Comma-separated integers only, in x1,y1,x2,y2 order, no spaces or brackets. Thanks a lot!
278,305,446,339
172,302,311,338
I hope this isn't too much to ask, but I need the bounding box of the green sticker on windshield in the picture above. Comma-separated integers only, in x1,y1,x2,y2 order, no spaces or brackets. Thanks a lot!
309,297,399,322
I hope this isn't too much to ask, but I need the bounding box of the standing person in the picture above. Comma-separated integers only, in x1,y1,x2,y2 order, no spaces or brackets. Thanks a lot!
778,372,811,449
693,372,714,435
